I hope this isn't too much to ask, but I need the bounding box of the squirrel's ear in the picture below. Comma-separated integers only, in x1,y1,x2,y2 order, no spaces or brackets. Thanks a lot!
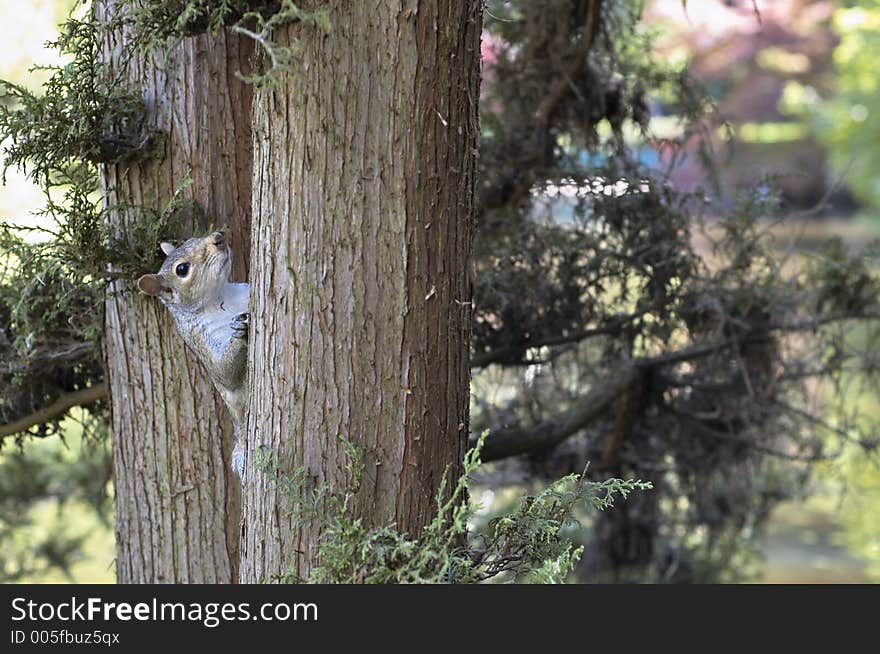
159,242,176,256
137,274,168,297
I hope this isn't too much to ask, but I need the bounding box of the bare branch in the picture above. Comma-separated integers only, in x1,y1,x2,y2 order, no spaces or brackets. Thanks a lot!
475,362,638,462
0,382,107,439
0,342,97,374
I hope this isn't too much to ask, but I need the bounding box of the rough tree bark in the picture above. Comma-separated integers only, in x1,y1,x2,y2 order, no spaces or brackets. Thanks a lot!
240,1,482,581
101,10,253,582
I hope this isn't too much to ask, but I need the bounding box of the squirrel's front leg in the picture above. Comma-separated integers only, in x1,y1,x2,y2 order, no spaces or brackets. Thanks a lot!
217,312,249,389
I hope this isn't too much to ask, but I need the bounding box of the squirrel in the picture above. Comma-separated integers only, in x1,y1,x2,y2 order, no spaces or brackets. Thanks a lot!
137,231,250,477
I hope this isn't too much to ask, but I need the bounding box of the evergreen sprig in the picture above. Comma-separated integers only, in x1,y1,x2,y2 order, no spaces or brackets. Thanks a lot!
264,432,652,584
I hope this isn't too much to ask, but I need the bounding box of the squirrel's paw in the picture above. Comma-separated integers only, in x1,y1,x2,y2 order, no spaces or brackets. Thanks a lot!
231,442,245,478
231,312,250,340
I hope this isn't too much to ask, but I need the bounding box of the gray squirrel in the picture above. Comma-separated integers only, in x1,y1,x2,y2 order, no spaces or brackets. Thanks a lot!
137,231,249,477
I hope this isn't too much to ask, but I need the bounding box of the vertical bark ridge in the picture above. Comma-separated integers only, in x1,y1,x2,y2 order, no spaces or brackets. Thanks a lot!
241,1,481,582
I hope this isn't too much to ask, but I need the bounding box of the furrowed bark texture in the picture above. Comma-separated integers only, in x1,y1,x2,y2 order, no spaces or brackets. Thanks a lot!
102,12,253,582
240,1,482,581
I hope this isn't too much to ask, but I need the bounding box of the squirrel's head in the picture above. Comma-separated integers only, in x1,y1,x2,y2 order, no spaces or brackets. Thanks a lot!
137,232,233,310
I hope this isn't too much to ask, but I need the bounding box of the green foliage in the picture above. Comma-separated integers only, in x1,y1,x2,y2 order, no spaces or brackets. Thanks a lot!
231,1,331,87
122,0,331,86
833,447,880,580
814,317,880,581
0,228,104,439
0,230,101,360
0,14,153,188
125,0,248,44
0,413,113,582
254,447,331,529
265,433,652,584
785,4,880,208
0,2,177,284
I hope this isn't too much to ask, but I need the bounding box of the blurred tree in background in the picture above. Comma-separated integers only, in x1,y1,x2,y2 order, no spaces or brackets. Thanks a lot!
472,0,880,582
2,0,880,583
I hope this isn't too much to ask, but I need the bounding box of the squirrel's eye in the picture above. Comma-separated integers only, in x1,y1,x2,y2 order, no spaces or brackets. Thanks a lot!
175,262,190,278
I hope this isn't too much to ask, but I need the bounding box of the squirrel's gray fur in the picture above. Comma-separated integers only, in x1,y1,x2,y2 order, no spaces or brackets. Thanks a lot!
137,232,249,477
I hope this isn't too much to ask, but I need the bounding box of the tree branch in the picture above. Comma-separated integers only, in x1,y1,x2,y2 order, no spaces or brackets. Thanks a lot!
475,362,638,462
0,382,107,439
473,305,880,462
0,342,97,374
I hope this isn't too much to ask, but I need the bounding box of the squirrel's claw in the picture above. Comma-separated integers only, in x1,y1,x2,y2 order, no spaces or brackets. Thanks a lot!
231,312,250,340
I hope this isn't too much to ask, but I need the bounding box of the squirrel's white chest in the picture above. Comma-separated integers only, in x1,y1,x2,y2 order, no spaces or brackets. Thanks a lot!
221,283,248,315
201,283,249,342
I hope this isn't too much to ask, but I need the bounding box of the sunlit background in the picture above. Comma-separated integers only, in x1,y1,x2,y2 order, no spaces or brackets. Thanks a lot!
2,0,880,583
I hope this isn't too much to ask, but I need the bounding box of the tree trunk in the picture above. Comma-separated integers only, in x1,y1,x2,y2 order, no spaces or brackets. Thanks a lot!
102,13,253,582
240,1,482,581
